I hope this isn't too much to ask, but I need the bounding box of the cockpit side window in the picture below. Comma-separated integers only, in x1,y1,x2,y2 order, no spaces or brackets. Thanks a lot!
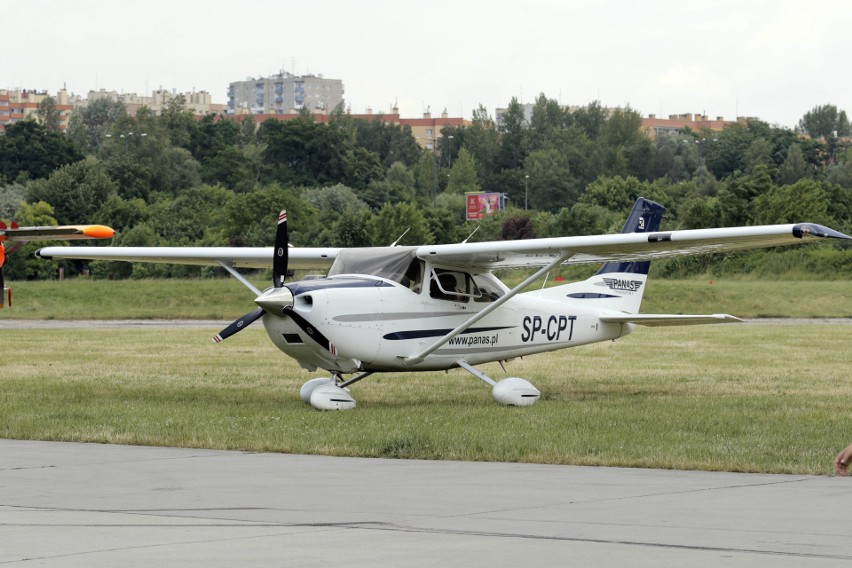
472,273,504,303
430,268,480,303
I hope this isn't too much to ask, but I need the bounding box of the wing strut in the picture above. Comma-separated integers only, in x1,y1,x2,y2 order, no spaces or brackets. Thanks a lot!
402,251,571,366
216,260,262,295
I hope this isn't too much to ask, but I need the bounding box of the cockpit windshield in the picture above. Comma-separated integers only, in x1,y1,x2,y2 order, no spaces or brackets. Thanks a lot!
327,247,423,290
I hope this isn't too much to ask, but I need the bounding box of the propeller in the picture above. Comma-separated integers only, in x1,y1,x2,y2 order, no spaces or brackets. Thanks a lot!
213,210,290,343
213,210,302,343
213,209,335,354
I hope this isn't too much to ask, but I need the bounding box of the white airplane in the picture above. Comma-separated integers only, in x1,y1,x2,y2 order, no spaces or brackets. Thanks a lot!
37,198,850,410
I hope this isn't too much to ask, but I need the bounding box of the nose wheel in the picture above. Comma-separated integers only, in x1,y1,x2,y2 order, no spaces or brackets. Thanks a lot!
299,371,373,410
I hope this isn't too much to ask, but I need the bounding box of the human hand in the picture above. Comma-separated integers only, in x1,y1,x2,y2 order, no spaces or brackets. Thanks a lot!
834,444,852,476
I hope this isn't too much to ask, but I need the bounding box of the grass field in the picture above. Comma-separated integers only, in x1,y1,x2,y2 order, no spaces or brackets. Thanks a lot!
2,322,850,475
2,277,851,319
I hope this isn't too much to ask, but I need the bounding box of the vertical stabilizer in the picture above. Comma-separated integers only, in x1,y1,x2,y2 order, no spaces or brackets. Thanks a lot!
533,198,666,314
596,197,666,276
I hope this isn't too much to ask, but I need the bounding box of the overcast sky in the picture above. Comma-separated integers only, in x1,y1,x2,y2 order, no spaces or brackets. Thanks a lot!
5,0,850,129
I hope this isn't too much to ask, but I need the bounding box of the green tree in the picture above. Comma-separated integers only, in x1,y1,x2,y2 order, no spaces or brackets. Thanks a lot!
716,166,773,226
219,184,315,247
678,195,721,229
596,106,654,180
147,185,233,245
580,175,647,214
412,150,437,206
661,134,700,182
424,204,467,244
360,162,416,209
573,100,607,139
446,148,481,195
552,202,622,236
778,144,810,185
0,121,82,182
160,94,198,149
331,208,373,247
2,201,61,280
35,96,61,132
797,104,851,139
752,179,833,225
497,97,527,171
528,93,571,151
0,183,25,219
95,194,149,233
827,148,852,189
460,105,500,192
368,202,433,246
260,118,353,187
523,148,577,212
743,138,775,174
66,97,127,154
704,123,753,179
25,157,118,223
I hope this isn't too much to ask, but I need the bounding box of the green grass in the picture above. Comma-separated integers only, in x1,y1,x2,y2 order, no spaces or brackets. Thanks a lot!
2,277,850,319
1,323,850,474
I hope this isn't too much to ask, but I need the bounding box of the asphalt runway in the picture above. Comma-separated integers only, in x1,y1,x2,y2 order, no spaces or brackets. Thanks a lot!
2,440,851,567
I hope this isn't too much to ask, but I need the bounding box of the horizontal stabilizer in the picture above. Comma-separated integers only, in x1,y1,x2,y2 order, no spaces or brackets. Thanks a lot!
600,313,742,327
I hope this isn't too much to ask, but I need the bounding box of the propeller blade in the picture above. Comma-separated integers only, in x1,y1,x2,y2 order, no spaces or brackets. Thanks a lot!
213,307,264,343
284,308,333,353
273,210,288,288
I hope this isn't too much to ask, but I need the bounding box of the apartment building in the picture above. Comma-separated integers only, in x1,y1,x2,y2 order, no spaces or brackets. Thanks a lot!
84,89,225,116
228,71,344,115
0,89,74,131
641,113,740,139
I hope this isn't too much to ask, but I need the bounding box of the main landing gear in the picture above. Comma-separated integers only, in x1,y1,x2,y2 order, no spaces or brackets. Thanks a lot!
456,361,541,406
298,363,540,410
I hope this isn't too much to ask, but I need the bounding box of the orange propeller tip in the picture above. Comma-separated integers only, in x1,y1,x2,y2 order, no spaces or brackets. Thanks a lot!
81,225,115,239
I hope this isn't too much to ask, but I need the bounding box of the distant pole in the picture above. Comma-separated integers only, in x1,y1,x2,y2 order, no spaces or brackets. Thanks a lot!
524,175,530,210
432,141,437,207
697,139,703,182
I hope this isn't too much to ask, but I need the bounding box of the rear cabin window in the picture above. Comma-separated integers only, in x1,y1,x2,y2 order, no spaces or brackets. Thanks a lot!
327,247,424,293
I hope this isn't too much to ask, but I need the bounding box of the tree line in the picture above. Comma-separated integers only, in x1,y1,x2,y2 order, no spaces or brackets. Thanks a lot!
0,94,850,280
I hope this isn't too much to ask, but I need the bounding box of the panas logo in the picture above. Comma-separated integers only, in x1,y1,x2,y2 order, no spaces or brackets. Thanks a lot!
602,278,643,292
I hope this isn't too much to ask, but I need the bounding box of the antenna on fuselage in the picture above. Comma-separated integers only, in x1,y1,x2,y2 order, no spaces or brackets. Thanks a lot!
389,227,410,247
461,225,480,243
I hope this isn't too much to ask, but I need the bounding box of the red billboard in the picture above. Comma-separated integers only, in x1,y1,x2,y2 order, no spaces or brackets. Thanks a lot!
466,193,503,221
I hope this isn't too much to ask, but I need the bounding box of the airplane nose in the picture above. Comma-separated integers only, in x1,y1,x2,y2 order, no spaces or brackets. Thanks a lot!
255,286,294,316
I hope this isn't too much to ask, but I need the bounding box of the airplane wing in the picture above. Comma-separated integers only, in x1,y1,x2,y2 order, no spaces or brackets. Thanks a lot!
35,246,341,270
36,222,849,272
599,313,742,327
414,223,850,269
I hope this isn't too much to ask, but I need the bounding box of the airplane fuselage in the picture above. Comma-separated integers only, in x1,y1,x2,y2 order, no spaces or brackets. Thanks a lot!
262,273,630,374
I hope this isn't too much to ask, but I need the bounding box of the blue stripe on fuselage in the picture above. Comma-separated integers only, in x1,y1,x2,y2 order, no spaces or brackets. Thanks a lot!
383,326,513,340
